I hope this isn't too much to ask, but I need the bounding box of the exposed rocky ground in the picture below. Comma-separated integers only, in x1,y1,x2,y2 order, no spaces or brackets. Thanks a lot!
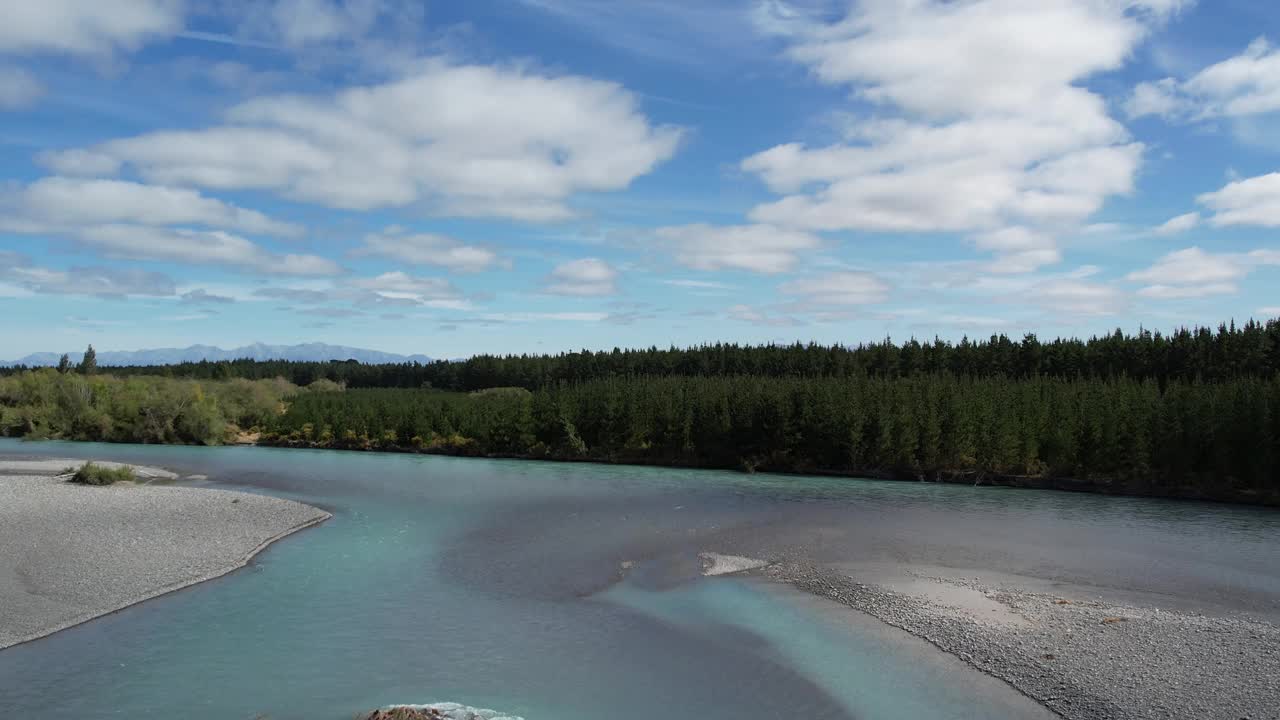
363,703,523,720
0,458,330,649
769,560,1280,720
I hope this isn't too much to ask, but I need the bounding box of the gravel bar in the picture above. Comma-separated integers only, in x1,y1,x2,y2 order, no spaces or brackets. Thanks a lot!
0,459,331,650
767,559,1280,720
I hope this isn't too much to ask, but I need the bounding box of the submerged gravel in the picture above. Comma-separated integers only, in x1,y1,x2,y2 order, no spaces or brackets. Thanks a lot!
768,559,1280,720
0,459,330,649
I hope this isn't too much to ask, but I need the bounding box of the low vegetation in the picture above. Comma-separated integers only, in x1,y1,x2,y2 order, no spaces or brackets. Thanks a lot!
0,370,298,445
66,462,135,486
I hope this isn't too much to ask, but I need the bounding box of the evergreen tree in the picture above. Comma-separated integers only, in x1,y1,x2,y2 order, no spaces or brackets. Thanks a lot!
77,345,97,375
56,354,71,374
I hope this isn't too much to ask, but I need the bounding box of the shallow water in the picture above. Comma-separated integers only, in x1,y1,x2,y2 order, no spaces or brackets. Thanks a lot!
1,439,1276,719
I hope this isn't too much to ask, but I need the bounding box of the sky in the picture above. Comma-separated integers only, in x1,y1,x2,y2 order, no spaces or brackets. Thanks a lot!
2,0,1280,358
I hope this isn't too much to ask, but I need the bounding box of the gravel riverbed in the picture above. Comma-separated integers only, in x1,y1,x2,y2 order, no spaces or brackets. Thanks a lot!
0,458,331,650
768,559,1280,720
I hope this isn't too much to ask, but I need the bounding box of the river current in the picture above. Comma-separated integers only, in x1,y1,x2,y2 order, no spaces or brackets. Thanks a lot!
1,439,1276,719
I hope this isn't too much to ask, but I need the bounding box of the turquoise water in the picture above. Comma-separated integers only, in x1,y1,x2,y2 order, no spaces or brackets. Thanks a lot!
2,439,1277,719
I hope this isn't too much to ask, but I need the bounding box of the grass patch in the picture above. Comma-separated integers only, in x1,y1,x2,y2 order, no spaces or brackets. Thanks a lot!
67,462,136,486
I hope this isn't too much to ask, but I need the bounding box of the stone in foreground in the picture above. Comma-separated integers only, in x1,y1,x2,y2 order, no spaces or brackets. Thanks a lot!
364,703,524,720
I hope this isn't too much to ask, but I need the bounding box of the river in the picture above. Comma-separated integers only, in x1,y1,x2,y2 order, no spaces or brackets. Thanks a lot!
1,439,1277,719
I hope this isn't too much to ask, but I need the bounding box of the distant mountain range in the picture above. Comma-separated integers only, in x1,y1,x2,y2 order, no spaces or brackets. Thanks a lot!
2,343,434,367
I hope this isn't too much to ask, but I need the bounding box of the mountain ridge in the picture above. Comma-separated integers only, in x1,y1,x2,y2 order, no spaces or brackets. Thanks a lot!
2,343,434,367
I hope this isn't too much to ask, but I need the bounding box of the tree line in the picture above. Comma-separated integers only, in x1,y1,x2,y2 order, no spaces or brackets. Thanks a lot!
265,375,1280,505
4,318,1279,504
4,319,1279,390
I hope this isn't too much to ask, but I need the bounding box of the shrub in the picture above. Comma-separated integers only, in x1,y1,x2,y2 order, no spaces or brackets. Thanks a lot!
306,378,345,393
67,462,136,486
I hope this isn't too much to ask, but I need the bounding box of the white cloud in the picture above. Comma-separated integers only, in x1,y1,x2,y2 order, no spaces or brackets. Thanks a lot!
1249,248,1280,265
1128,247,1246,285
4,176,301,236
727,303,801,327
180,288,236,304
0,0,182,55
1137,283,1237,299
741,0,1160,273
74,225,341,275
1259,307,1280,316
779,271,890,306
1034,278,1127,315
1126,246,1280,299
1127,37,1280,121
544,258,618,296
1197,173,1280,227
661,279,735,290
37,148,122,176
2,264,176,297
480,311,609,323
236,0,380,48
356,228,502,273
972,227,1062,273
349,271,459,298
656,223,821,274
1124,246,1264,299
43,60,683,221
0,65,42,109
1151,211,1200,235
1123,77,1188,120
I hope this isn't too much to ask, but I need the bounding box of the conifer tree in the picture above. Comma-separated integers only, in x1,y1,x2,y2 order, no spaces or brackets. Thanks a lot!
77,345,97,375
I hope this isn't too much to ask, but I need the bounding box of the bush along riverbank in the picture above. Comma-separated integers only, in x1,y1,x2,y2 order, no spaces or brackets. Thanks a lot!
260,375,1280,506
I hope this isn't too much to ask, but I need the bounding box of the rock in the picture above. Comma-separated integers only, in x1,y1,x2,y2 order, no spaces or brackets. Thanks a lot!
364,703,524,720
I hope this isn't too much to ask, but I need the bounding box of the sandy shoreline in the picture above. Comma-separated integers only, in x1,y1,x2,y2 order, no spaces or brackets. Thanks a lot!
0,458,331,650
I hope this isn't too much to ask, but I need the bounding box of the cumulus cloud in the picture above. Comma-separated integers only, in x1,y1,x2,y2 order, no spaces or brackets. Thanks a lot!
1123,77,1188,120
1151,211,1201,236
0,0,182,55
0,65,43,109
253,287,331,304
1126,37,1280,121
741,0,1161,272
661,279,735,290
1137,283,1237,299
656,223,821,274
2,264,176,297
349,271,460,299
1128,247,1245,286
180,288,236,304
1033,277,1127,315
1197,173,1280,227
74,225,341,275
356,228,503,273
229,0,401,48
971,227,1062,274
544,258,619,296
4,176,301,236
1123,246,1280,299
42,60,683,221
727,304,801,327
480,311,609,323
779,271,890,306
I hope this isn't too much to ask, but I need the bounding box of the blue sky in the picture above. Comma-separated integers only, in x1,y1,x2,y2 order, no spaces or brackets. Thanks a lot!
2,0,1280,358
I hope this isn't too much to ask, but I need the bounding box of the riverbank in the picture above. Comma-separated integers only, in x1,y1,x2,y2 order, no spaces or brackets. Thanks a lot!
0,458,331,649
761,559,1280,720
260,436,1280,508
